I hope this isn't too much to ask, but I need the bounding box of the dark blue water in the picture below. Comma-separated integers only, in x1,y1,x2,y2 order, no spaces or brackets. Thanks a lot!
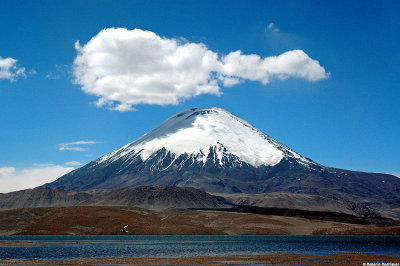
0,235,399,260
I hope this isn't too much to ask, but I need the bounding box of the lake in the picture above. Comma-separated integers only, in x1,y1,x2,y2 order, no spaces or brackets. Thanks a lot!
0,235,399,260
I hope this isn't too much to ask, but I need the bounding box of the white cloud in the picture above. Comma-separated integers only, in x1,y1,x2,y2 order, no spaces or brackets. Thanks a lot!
33,163,55,167
390,173,400,178
58,140,100,152
0,165,74,193
220,49,330,84
0,56,26,82
73,28,329,111
29,69,37,75
65,161,83,166
267,22,279,32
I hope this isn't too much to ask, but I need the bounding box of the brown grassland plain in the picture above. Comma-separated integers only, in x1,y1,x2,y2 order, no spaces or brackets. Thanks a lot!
1,205,400,235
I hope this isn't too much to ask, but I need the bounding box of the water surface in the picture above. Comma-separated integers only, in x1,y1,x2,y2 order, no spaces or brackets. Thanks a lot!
0,235,399,260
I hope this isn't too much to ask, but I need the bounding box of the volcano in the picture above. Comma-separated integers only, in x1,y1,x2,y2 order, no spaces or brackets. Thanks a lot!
43,108,400,216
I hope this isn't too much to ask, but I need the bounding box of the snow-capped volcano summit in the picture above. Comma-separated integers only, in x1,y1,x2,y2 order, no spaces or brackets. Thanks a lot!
97,107,311,168
44,108,400,208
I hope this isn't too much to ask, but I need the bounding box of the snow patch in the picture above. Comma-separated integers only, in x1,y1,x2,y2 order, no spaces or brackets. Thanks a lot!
97,108,312,168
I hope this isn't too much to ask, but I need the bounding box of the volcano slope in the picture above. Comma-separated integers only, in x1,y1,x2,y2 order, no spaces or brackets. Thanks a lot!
42,108,400,218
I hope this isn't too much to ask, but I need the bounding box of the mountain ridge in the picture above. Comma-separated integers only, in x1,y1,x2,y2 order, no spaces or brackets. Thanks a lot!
0,186,230,209
41,107,400,218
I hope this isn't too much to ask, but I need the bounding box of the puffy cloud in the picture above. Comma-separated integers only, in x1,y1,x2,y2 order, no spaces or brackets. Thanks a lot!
58,140,100,151
220,50,330,84
0,165,74,193
73,28,221,110
0,56,26,82
73,28,329,111
65,161,83,166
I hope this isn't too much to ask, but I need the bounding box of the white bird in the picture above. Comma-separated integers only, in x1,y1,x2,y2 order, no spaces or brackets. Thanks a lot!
122,225,129,233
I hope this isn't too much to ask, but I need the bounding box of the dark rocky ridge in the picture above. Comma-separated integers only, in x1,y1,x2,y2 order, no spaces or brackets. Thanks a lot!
0,186,230,210
214,192,381,218
0,186,387,219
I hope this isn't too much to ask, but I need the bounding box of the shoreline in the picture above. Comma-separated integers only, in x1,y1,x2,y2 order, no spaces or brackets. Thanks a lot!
1,252,399,265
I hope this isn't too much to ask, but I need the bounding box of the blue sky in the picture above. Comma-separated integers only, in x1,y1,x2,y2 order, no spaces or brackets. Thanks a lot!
1,0,399,192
